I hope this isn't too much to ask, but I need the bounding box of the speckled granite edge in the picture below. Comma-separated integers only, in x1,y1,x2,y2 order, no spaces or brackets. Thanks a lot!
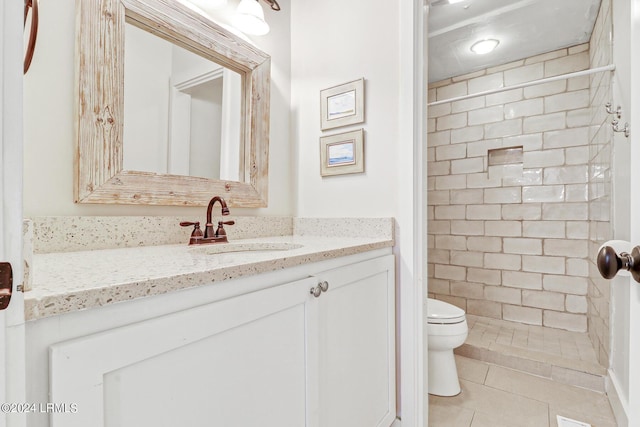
294,217,394,239
30,216,294,254
25,238,393,320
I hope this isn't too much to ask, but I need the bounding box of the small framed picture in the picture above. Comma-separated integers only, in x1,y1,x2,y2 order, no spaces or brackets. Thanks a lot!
320,129,364,176
320,78,364,130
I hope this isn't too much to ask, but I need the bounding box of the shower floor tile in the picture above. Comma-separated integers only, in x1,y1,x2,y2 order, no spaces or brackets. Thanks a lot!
457,315,606,391
428,356,618,427
465,314,599,363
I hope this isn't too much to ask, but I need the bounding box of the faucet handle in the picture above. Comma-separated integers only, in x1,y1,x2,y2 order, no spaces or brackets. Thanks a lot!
216,220,235,237
180,221,200,228
180,221,204,244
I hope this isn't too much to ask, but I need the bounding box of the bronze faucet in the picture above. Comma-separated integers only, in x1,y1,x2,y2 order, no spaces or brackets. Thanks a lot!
180,196,235,245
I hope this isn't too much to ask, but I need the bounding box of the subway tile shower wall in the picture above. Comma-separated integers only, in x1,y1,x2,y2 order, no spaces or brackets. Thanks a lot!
427,0,612,357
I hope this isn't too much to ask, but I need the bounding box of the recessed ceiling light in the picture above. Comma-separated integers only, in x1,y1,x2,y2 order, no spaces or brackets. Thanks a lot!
470,39,500,55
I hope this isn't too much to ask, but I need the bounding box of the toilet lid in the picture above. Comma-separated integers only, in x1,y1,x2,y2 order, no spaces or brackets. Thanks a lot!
427,298,466,324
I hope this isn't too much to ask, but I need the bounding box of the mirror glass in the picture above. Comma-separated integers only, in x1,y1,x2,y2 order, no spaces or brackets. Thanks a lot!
123,23,242,181
75,0,271,207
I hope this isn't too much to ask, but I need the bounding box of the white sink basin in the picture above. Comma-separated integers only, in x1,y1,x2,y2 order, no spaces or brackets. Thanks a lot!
190,242,303,255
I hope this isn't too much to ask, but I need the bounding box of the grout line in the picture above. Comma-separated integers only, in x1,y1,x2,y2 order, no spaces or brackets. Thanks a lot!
469,410,477,427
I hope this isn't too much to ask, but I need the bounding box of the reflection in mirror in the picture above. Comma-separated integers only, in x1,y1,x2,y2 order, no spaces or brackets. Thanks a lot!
123,23,242,181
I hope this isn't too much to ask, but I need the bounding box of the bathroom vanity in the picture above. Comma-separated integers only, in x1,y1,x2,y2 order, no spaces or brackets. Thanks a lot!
27,7,397,421
23,217,396,427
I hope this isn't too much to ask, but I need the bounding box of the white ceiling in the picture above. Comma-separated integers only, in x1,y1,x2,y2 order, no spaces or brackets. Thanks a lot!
428,0,602,83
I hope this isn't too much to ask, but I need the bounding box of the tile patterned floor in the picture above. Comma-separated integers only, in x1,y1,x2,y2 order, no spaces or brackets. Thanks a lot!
429,356,618,427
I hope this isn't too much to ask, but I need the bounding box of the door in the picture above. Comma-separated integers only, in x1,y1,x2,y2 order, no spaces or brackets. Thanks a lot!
1,1,26,426
628,0,640,423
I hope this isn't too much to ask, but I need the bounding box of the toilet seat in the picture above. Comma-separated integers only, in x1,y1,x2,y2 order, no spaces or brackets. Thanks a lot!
427,298,466,325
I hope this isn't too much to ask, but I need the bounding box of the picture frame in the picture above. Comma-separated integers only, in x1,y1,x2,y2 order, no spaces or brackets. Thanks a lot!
320,129,364,176
320,78,364,130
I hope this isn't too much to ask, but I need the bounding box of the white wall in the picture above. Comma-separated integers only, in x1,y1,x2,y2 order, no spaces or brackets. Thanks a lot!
291,0,400,218
291,1,425,424
23,0,292,217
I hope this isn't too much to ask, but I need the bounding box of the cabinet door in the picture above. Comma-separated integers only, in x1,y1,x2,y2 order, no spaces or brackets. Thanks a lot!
309,255,396,427
49,276,317,427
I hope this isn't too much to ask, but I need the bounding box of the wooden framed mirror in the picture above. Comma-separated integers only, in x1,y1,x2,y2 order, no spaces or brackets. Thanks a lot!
74,0,270,207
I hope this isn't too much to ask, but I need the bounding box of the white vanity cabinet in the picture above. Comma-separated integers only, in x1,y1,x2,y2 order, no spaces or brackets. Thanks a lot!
49,276,315,427
309,255,397,427
29,253,395,427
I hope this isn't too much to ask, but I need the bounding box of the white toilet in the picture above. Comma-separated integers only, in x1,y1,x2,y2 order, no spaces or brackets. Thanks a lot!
427,298,468,396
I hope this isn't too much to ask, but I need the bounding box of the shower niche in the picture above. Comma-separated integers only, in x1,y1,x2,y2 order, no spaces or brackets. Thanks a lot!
487,146,523,180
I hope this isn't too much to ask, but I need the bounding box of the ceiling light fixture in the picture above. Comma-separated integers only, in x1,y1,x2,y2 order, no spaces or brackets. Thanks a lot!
447,0,466,4
470,39,500,55
232,0,281,36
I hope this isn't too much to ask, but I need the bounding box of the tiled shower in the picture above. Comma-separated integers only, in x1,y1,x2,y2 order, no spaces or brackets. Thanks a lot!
427,0,613,369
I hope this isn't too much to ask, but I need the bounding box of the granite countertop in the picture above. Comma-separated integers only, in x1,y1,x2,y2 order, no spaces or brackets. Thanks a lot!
25,232,393,320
